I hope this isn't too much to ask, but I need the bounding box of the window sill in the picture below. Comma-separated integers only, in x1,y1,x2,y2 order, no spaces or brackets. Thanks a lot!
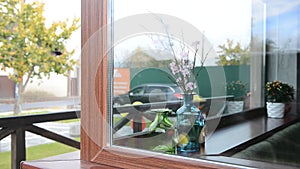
203,107,299,155
21,151,118,169
112,105,300,168
114,106,299,156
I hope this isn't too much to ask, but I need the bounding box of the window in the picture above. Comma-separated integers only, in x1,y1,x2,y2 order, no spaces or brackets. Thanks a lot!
112,0,265,149
80,0,300,168
113,0,263,112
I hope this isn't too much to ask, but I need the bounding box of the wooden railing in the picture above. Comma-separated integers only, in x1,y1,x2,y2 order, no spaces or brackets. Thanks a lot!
0,110,80,169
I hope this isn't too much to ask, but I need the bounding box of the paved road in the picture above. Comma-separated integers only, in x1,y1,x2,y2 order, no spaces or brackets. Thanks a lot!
0,98,80,113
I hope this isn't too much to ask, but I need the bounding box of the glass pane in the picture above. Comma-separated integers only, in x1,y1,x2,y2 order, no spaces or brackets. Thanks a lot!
266,0,299,86
112,0,265,161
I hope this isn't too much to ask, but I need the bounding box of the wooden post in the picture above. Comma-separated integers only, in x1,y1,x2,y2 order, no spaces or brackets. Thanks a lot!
81,0,108,161
11,128,25,169
132,114,143,133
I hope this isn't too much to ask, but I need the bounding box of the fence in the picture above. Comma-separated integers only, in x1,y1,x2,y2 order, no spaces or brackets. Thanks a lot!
0,110,80,169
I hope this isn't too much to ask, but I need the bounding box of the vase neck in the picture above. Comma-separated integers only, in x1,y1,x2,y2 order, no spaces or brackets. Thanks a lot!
183,94,194,105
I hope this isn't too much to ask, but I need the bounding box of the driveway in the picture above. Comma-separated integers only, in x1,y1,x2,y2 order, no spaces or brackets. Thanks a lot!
0,98,80,113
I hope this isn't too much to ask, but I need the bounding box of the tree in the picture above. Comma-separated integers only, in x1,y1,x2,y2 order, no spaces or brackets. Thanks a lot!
0,0,80,114
215,39,250,66
122,47,172,68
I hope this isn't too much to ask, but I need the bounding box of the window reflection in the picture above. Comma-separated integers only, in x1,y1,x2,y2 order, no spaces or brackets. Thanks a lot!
266,0,299,86
112,0,264,156
113,0,255,108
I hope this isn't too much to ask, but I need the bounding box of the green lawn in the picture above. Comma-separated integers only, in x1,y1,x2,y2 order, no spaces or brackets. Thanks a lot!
58,118,80,123
0,139,79,169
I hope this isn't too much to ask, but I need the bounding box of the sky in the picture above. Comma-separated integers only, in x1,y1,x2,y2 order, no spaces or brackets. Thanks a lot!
21,0,81,96
266,0,300,50
114,0,252,66
115,0,252,45
4,0,298,68
0,0,80,76
26,0,81,59
265,0,300,17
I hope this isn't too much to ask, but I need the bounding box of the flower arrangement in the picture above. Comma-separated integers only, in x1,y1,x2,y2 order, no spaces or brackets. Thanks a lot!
226,80,247,101
265,80,294,103
148,16,211,95
169,41,207,94
147,17,210,154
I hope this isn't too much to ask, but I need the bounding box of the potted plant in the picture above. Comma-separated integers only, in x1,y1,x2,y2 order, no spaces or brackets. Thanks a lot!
226,80,247,114
265,80,294,118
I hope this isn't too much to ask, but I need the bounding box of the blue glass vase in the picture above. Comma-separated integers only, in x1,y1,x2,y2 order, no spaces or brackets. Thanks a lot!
175,94,205,154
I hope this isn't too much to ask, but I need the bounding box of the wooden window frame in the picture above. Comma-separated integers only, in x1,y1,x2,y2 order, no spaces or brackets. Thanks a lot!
80,0,238,168
81,0,282,168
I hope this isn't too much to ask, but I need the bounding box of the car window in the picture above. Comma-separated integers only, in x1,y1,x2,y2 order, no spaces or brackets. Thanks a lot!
166,87,175,93
172,86,182,93
130,87,144,95
146,86,165,93
159,87,169,93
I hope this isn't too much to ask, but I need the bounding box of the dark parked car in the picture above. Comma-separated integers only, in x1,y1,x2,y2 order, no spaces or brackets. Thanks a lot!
113,83,183,106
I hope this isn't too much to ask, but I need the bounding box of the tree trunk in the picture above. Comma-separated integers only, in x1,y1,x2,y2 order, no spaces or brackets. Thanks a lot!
14,82,23,115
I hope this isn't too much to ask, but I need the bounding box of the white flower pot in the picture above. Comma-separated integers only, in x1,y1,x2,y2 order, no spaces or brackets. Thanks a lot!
266,102,285,118
227,101,244,114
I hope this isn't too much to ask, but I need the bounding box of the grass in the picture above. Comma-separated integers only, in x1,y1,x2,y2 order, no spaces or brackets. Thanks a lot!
0,138,79,169
58,118,80,123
